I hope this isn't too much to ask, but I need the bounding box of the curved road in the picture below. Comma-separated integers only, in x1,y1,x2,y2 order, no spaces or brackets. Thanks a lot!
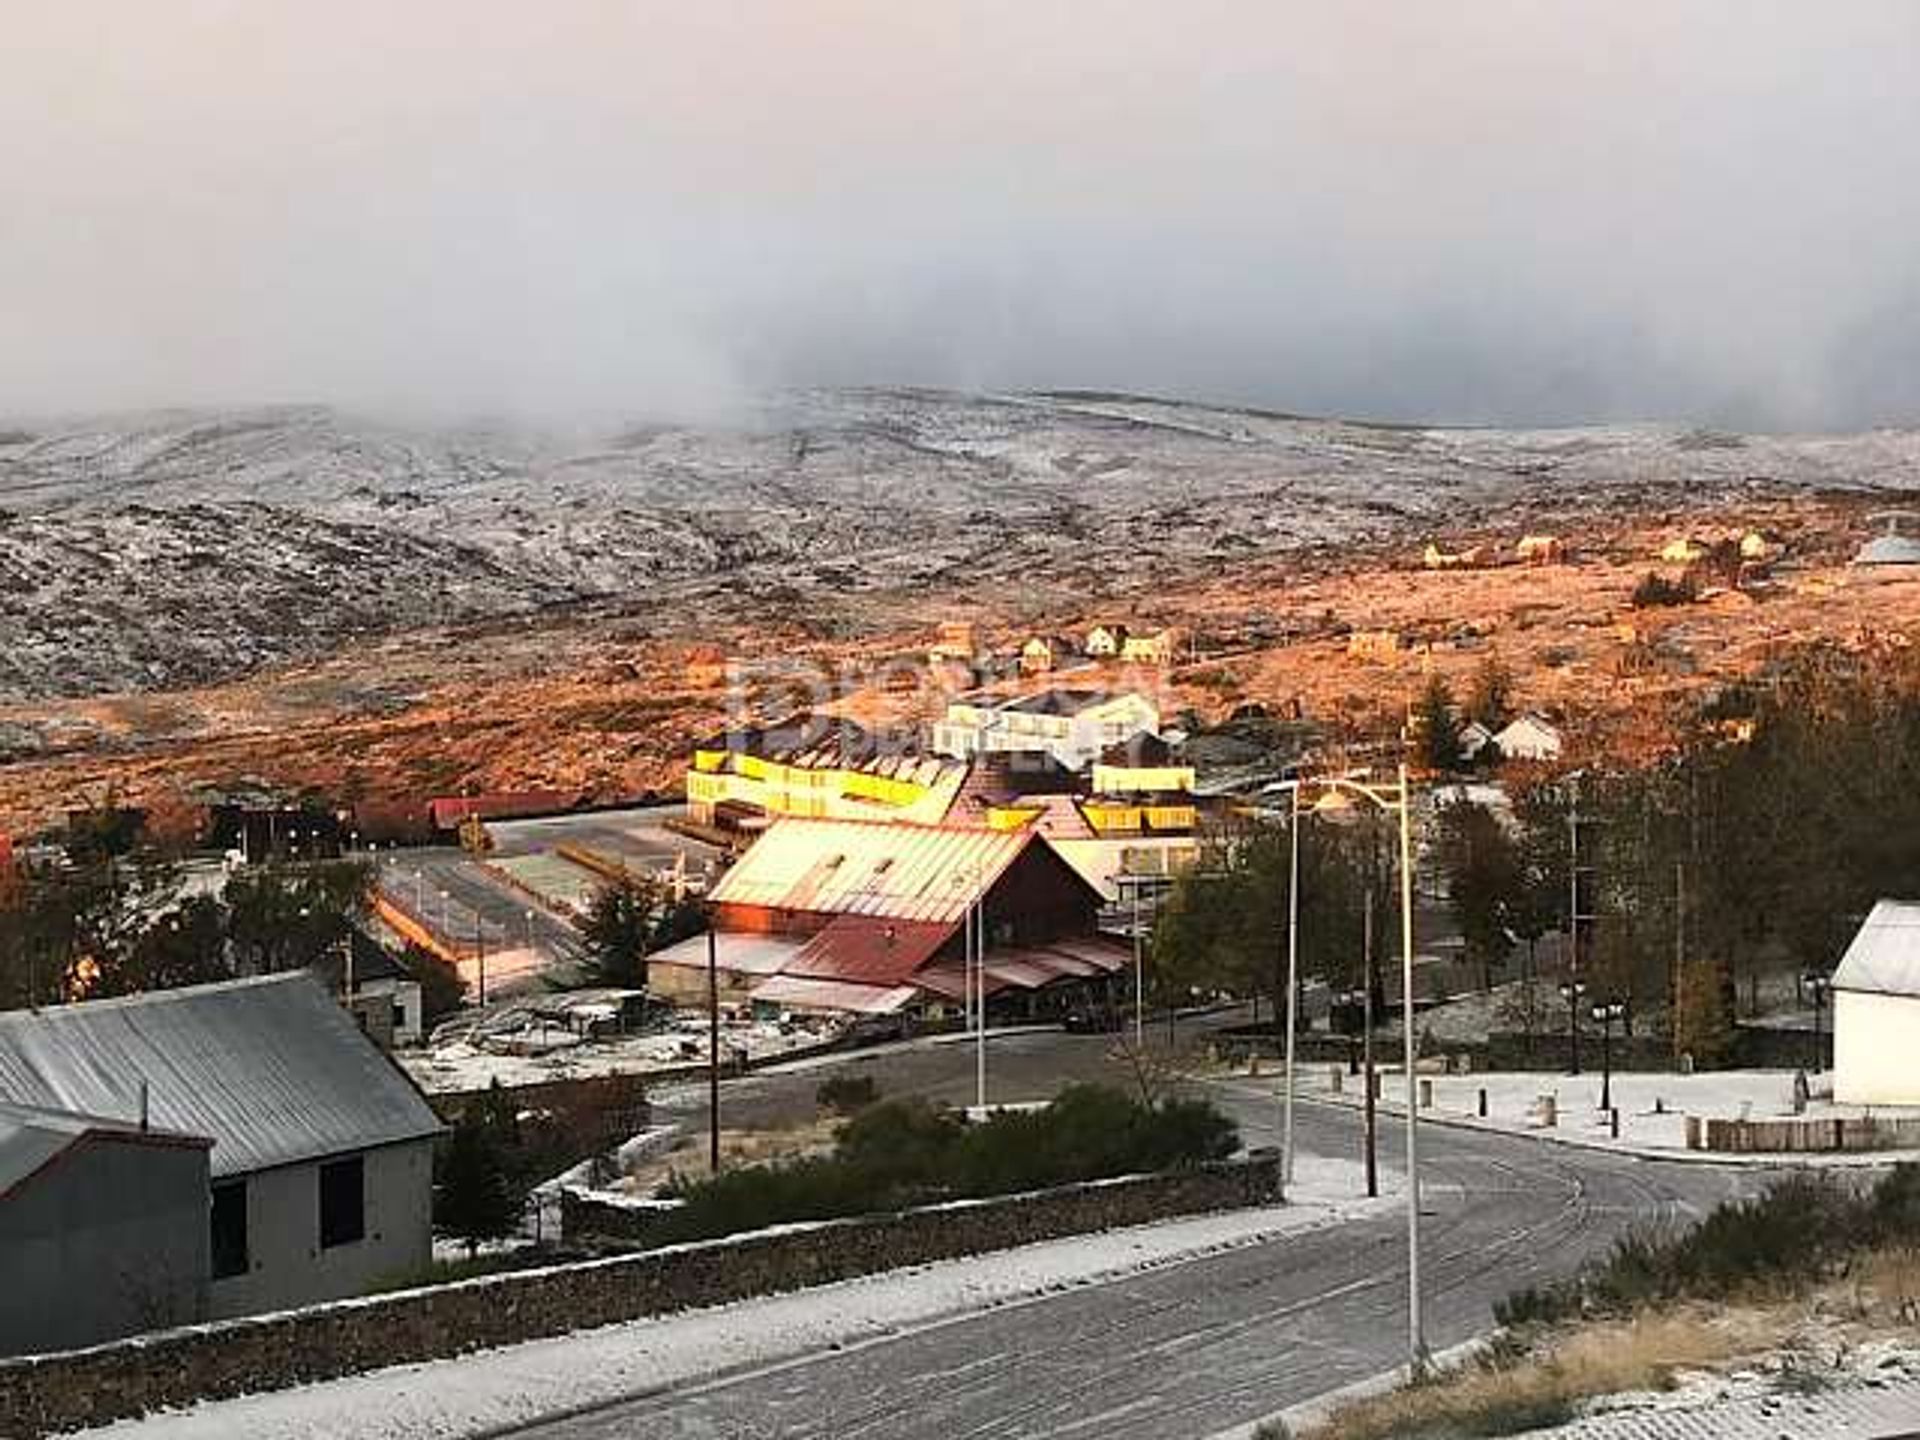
501,1075,1763,1440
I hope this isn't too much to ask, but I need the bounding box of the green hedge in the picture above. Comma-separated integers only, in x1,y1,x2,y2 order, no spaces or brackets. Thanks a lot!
653,1085,1238,1246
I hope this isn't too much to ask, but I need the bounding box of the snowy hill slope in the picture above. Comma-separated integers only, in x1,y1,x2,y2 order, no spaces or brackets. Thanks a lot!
2,389,1916,701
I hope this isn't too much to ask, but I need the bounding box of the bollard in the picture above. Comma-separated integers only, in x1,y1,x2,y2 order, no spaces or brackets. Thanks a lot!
1478,1087,1488,1118
1329,1068,1344,1096
1685,1115,1703,1150
1249,1055,1261,1077
1538,1094,1558,1129
1371,1071,1382,1101
1610,1107,1621,1140
1655,1096,1665,1115
1419,1078,1434,1109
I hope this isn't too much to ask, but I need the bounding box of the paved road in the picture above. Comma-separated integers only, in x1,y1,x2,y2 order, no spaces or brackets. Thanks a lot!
504,1060,1766,1440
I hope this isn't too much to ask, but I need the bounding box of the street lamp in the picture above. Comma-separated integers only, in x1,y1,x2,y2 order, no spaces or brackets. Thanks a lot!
1269,764,1425,1379
1559,980,1588,1075
1589,999,1627,1113
1800,970,1833,1073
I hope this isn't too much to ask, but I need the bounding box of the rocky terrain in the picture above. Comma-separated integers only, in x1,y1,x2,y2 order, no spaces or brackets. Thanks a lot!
7,390,1918,704
4,390,1920,830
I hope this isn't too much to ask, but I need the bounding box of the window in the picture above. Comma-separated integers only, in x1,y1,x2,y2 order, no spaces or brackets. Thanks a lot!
211,1180,249,1279
318,1156,366,1249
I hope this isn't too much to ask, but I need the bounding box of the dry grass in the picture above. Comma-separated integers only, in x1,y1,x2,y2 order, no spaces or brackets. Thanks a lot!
617,1115,844,1196
1299,1310,1766,1440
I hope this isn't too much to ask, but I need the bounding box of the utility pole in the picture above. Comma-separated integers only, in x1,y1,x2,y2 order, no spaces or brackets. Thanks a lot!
1283,780,1301,1189
474,913,486,1008
975,894,987,1112
1672,860,1685,1067
1363,884,1378,1199
707,925,721,1172
1397,763,1427,1379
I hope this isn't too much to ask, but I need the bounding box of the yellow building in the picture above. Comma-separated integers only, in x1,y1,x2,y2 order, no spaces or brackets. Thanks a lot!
688,715,967,831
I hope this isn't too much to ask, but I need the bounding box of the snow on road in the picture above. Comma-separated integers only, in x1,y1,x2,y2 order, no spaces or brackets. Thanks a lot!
82,1159,1390,1440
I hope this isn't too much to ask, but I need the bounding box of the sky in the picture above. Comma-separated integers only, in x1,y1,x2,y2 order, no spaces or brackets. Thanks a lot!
3,2,1919,430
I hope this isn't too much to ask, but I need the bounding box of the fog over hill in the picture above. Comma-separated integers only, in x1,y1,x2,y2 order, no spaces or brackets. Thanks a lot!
3,389,1918,703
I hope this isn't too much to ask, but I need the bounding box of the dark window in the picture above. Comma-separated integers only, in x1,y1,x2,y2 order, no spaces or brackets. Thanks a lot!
211,1180,249,1279
318,1156,366,1249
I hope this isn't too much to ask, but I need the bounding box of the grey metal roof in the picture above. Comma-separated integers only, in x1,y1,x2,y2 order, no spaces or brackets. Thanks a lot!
0,974,442,1179
1832,901,1920,997
0,1100,210,1196
1855,535,1920,566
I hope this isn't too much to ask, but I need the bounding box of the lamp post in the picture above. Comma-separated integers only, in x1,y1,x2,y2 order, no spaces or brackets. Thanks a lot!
1590,999,1626,1113
1801,970,1833,1073
1560,980,1588,1075
1270,764,1424,1378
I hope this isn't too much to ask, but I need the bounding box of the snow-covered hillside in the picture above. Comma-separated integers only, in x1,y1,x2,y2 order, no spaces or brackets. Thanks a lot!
2,390,1916,701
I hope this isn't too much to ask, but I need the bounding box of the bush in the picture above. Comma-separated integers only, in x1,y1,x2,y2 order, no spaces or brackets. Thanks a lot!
653,1086,1238,1246
1631,571,1697,608
1498,1171,1882,1328
816,1072,882,1116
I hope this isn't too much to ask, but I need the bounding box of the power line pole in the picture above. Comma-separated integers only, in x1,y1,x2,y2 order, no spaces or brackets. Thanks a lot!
1363,883,1378,1199
707,925,721,1173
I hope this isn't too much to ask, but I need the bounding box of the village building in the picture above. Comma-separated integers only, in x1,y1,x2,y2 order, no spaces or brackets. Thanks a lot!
1423,542,1491,570
1119,627,1183,667
1019,633,1083,675
0,1101,213,1356
1347,630,1403,662
1457,720,1495,764
0,973,441,1323
1660,537,1708,564
932,688,1163,772
1833,901,1920,1105
687,715,969,834
1490,713,1564,763
1515,535,1566,565
927,619,982,664
646,818,1127,1019
1084,624,1129,659
1855,514,1920,567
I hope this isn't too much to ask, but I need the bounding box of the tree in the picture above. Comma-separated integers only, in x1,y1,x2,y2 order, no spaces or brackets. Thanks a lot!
1435,800,1523,990
224,860,374,975
580,876,672,988
434,1105,521,1257
1465,653,1517,732
1412,674,1464,774
404,943,467,1025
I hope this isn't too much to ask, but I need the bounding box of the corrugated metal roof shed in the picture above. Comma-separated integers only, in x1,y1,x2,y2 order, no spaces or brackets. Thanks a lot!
0,974,442,1179
0,1100,210,1197
1833,901,1920,997
782,915,953,986
646,931,804,977
748,976,918,1015
710,818,1029,922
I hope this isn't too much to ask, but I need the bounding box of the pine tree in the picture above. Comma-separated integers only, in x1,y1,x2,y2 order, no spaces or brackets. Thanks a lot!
1413,674,1464,773
434,1108,521,1257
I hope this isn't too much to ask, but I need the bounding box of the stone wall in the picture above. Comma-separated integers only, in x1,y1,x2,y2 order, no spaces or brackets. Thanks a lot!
0,1155,1280,1439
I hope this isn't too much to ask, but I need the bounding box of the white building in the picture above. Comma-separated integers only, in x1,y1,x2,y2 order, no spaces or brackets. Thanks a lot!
1833,901,1920,1105
0,973,442,1320
932,689,1162,771
1492,714,1564,763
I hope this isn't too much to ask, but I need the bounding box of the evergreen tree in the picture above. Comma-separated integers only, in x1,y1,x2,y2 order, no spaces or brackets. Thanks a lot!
1465,653,1517,731
1413,674,1464,773
434,1106,521,1256
580,875,670,989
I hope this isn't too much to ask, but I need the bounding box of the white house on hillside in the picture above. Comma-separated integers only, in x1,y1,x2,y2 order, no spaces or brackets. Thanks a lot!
1833,901,1920,1105
1492,714,1564,763
932,689,1162,771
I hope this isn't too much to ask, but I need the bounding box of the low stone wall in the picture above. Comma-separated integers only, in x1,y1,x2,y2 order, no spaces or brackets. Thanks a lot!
1690,1115,1920,1154
0,1155,1280,1439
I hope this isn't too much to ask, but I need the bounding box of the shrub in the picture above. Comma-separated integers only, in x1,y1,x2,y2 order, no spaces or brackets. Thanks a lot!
1631,571,1698,608
652,1085,1239,1246
816,1072,882,1116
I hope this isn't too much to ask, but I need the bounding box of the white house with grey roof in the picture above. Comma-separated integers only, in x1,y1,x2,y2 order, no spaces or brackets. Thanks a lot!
0,972,442,1322
933,689,1162,771
1833,901,1920,1106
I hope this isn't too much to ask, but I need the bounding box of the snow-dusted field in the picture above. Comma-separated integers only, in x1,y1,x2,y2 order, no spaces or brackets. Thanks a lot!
79,1158,1388,1440
5,390,1918,703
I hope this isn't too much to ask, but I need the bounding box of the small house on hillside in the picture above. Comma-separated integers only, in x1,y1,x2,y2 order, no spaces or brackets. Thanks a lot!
1491,714,1564,763
1516,535,1566,565
1833,902,1920,1105
1020,634,1079,675
1120,628,1182,667
1085,624,1129,659
0,973,442,1323
1458,721,1495,764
